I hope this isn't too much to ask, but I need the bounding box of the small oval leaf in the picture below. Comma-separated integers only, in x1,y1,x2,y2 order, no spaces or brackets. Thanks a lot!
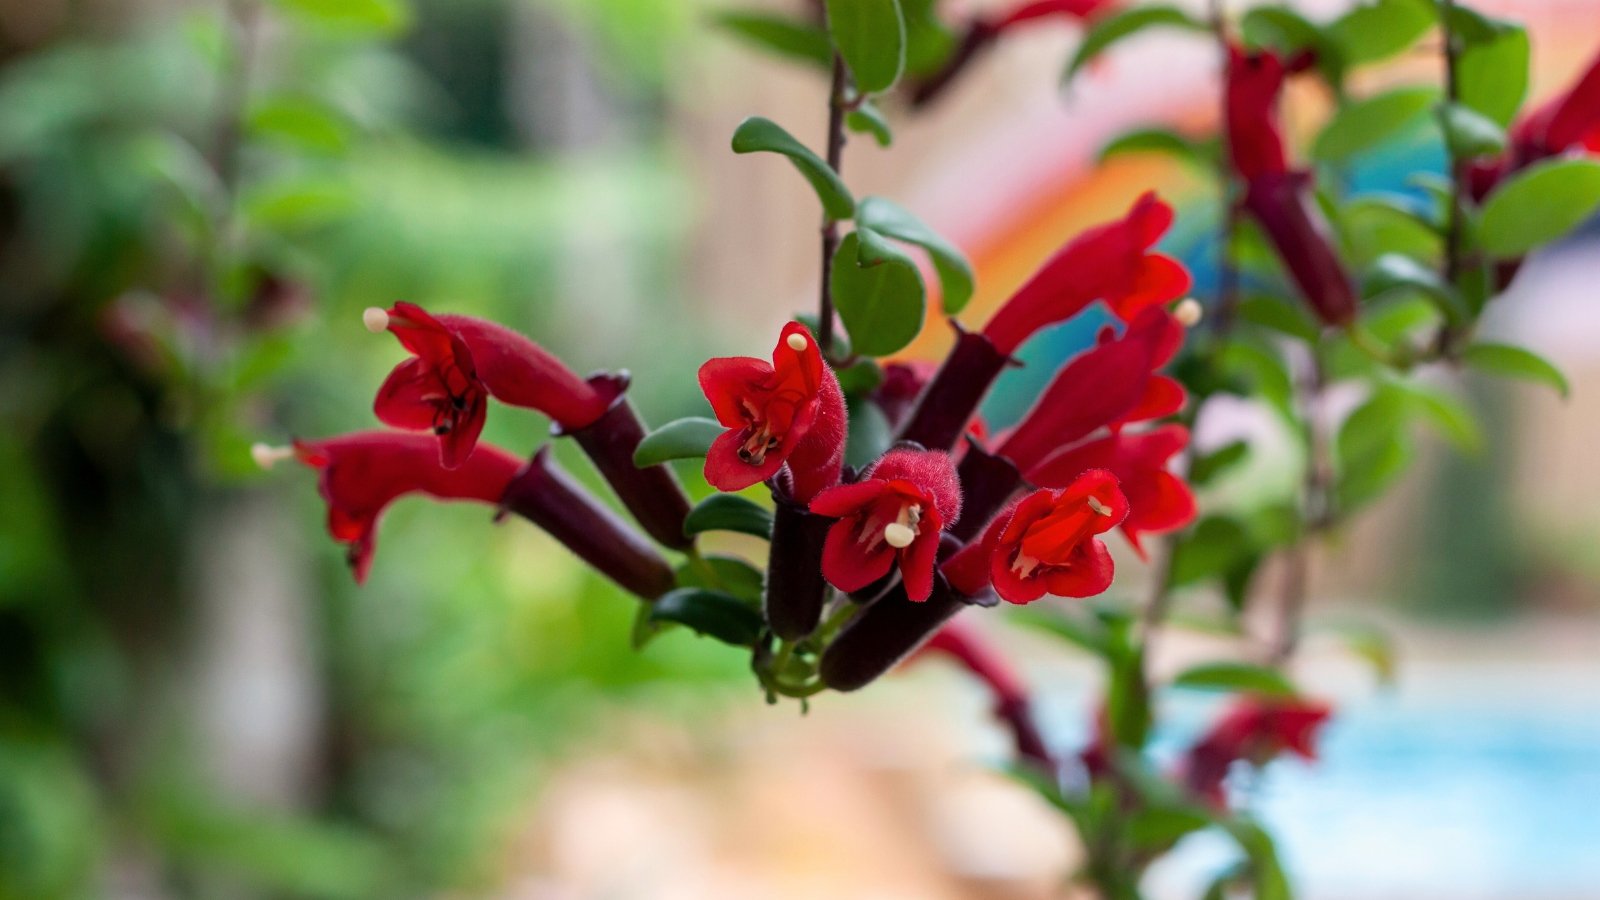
831,229,926,357
1460,342,1570,397
633,417,723,467
825,0,906,94
683,494,775,540
649,588,764,646
714,11,833,67
855,196,973,313
1312,86,1438,163
1171,661,1297,697
731,116,855,220
1477,158,1600,259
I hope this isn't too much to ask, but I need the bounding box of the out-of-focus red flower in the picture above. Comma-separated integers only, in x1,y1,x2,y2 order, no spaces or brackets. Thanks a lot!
944,470,1128,604
993,0,1118,29
981,193,1190,355
996,308,1184,472
1226,45,1291,181
1029,424,1196,557
1182,696,1333,808
809,448,961,601
699,322,846,501
1515,48,1600,157
1245,171,1357,325
370,302,609,468
286,432,521,584
917,620,1053,767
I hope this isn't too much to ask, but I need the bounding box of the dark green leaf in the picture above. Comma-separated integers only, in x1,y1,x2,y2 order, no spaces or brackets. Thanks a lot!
846,100,894,147
1126,806,1214,850
633,417,723,466
1437,101,1507,159
1460,342,1570,397
1441,3,1516,46
845,398,893,469
675,554,766,603
1312,86,1437,163
831,230,926,357
1457,27,1529,127
825,0,906,94
731,116,855,220
683,494,774,540
1063,5,1207,82
713,11,833,67
1329,0,1433,65
1477,158,1600,258
833,358,884,395
856,196,974,313
649,588,764,646
1172,661,1297,697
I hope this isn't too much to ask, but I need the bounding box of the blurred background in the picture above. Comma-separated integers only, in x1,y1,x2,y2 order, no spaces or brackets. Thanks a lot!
0,0,1596,897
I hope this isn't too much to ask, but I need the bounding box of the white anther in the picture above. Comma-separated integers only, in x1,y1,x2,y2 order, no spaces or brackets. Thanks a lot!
1087,496,1113,516
251,443,294,470
883,522,917,549
1174,297,1203,327
362,307,390,333
786,333,809,352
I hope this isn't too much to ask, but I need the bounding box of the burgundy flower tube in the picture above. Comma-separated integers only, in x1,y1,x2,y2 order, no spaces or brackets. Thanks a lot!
498,447,677,601
554,372,692,550
369,302,610,468
895,324,1014,452
819,571,971,693
763,499,834,641
1225,45,1291,182
1244,172,1357,326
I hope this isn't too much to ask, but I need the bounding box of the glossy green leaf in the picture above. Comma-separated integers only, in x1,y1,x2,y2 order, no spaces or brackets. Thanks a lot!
273,0,411,34
1329,0,1433,65
649,588,764,646
825,0,906,94
1099,127,1207,166
844,398,893,469
1312,86,1437,163
683,494,774,540
713,11,833,67
856,196,973,312
1238,295,1319,342
1457,27,1529,127
674,554,765,603
1172,661,1297,697
1338,387,1415,510
1442,3,1516,46
1437,102,1507,159
846,101,893,147
1363,252,1462,321
1338,194,1442,270
1460,343,1570,397
1477,158,1600,258
1063,5,1207,82
634,417,723,467
831,230,926,357
731,116,855,220
246,96,350,154
1127,806,1214,850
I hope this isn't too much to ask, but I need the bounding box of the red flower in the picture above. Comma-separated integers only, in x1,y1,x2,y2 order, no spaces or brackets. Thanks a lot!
369,302,609,468
1225,45,1291,182
1515,47,1600,157
1244,171,1357,325
698,321,846,501
995,307,1184,473
945,470,1128,604
1182,696,1333,808
981,192,1190,355
994,0,1118,29
1028,424,1196,557
275,432,522,584
809,448,961,601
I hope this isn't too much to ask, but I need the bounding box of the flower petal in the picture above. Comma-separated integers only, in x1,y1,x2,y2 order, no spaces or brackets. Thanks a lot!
821,518,896,593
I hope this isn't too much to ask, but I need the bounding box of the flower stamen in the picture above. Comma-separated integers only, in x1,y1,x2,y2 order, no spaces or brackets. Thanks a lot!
362,307,390,333
251,443,295,470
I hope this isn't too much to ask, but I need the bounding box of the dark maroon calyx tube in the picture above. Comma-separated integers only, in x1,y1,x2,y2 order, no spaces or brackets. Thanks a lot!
554,372,693,550
952,441,1024,542
1243,170,1356,327
764,497,832,640
896,323,1014,452
498,447,676,601
819,574,977,692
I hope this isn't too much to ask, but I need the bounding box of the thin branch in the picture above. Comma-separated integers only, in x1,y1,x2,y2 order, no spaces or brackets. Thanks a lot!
818,53,848,358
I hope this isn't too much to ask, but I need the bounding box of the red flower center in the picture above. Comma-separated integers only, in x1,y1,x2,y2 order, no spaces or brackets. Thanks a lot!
735,387,806,465
1011,494,1114,578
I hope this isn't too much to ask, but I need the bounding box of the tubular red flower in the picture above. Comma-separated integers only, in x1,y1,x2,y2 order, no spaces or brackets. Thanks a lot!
1516,47,1600,157
1028,424,1196,557
1182,696,1333,808
981,192,1189,355
291,432,522,584
996,308,1184,473
946,471,1128,604
1225,44,1290,182
809,448,961,602
1244,171,1358,326
372,302,609,467
699,321,846,501
994,0,1118,29
917,620,1053,769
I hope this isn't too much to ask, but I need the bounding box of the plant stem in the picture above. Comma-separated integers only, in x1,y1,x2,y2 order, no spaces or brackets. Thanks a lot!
818,53,848,359
1272,348,1330,663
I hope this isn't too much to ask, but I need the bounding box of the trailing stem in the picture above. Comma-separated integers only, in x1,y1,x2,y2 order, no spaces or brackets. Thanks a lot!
818,53,848,359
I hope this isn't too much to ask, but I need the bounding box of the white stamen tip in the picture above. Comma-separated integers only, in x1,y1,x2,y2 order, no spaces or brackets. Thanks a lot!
786,333,809,352
251,443,294,470
1174,297,1203,327
362,307,390,333
883,522,917,549
1087,496,1113,516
